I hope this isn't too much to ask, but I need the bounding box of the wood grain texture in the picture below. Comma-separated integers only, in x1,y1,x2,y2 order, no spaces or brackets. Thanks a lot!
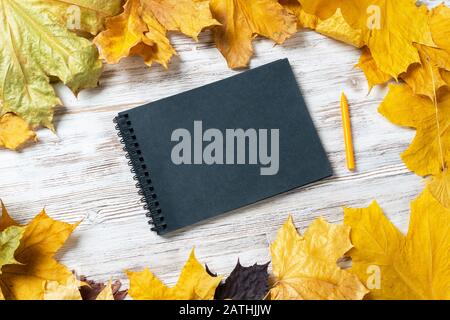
1,0,445,289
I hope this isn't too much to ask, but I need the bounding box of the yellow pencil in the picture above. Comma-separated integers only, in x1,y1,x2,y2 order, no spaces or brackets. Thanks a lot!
340,92,355,171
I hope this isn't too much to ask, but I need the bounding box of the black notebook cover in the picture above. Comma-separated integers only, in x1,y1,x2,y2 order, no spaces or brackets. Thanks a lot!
114,59,332,235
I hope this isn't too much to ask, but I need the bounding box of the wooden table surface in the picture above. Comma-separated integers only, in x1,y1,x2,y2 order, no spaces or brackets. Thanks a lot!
1,3,442,288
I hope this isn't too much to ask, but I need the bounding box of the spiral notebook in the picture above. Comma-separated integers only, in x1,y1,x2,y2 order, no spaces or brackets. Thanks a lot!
114,59,332,235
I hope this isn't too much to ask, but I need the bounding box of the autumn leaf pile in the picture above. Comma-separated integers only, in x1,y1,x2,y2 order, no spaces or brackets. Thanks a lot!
123,185,450,300
298,1,450,194
3,183,450,300
2,0,450,300
0,202,127,300
0,0,120,150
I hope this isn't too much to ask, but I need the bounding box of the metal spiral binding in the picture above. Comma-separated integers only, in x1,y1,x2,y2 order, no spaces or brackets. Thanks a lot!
114,115,167,234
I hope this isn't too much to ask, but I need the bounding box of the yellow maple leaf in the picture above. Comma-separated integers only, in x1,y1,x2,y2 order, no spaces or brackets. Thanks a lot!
401,44,450,99
44,276,119,300
356,47,391,91
357,45,450,97
356,4,450,98
210,0,297,69
0,204,79,300
400,4,450,99
0,0,104,129
270,216,368,300
44,275,83,300
44,0,122,35
280,0,364,48
299,0,435,78
0,201,16,232
94,0,219,68
127,249,222,300
379,83,449,177
0,113,37,151
283,1,364,47
429,3,450,53
94,0,149,65
314,9,364,48
45,275,118,300
95,280,115,300
442,69,450,85
344,187,450,300
279,0,318,30
428,169,450,209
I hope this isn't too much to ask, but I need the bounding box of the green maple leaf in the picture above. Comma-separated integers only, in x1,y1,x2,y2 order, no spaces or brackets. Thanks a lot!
0,0,120,128
0,226,24,274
